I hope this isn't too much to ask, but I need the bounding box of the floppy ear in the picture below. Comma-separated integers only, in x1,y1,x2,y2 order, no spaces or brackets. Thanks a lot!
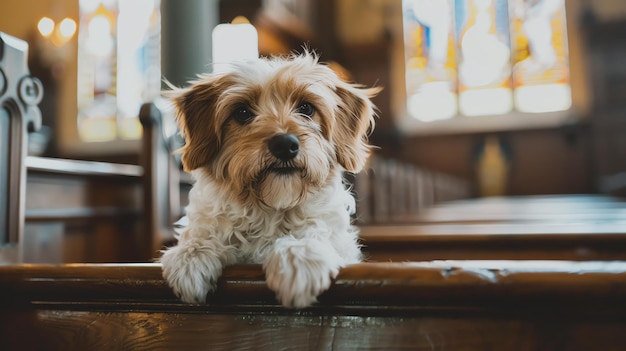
333,83,382,173
166,75,228,172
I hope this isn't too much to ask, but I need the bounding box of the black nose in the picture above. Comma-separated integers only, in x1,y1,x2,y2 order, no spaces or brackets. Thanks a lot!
268,134,300,161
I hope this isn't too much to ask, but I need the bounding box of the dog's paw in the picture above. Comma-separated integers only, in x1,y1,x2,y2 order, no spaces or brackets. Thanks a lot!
160,241,223,304
263,237,344,308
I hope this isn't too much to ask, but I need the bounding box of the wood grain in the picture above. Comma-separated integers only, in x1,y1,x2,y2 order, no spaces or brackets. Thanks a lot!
2,262,626,350
2,261,626,310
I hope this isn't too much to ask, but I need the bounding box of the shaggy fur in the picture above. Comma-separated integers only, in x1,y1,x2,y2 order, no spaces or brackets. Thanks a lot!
160,52,380,308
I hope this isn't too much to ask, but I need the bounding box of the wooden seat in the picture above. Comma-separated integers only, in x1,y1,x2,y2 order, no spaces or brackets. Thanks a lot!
0,32,43,263
1,261,626,350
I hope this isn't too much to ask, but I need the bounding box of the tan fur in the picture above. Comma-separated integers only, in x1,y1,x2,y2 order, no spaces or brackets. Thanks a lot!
168,53,380,208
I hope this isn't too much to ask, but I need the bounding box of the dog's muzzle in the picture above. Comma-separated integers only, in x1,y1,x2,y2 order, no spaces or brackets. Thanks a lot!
268,134,299,161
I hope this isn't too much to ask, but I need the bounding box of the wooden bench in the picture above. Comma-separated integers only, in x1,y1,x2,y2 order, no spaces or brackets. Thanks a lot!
1,261,626,350
23,156,144,262
360,194,626,261
0,32,144,264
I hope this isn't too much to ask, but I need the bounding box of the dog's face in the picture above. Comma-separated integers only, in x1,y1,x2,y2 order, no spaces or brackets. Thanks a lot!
168,53,379,210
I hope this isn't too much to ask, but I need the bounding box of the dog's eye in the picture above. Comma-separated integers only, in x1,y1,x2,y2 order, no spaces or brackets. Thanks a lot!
231,105,255,124
295,102,315,119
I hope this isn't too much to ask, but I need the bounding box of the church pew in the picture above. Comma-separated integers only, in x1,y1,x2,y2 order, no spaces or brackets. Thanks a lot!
22,175,626,263
360,223,626,261
359,194,626,261
1,261,626,350
0,32,43,263
0,32,149,264
353,155,472,224
23,156,145,263
9,64,625,266
20,122,626,264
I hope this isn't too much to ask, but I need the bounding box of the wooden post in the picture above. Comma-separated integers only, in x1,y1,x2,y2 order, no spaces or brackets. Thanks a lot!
139,102,179,260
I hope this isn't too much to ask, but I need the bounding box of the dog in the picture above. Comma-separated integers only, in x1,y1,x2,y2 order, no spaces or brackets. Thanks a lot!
160,52,380,308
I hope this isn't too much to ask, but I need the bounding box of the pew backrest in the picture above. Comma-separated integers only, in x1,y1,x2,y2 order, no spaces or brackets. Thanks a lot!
0,33,42,263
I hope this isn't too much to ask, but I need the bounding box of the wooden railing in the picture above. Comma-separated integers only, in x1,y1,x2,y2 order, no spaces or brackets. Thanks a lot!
1,261,626,350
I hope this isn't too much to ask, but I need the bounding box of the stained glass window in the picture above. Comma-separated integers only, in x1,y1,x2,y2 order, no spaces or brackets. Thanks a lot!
403,0,571,122
77,0,161,142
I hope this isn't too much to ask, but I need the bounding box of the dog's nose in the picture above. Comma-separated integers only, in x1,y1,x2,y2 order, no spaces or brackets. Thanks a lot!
268,134,300,161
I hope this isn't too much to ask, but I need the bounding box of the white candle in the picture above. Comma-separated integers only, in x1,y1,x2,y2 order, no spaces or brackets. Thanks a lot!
212,21,258,73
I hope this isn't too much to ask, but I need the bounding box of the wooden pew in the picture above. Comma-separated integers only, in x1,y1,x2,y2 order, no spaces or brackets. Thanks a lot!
354,155,472,224
0,32,43,263
0,32,146,264
136,102,626,263
24,156,144,263
1,261,626,350
360,195,626,261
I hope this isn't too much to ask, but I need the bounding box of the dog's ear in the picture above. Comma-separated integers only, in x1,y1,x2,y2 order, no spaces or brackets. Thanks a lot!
166,75,229,172
333,83,381,173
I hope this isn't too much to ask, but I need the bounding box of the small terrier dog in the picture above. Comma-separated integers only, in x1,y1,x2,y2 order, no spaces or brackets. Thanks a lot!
160,52,379,308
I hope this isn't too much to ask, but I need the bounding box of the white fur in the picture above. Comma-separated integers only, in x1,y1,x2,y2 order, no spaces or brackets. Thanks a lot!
162,169,361,307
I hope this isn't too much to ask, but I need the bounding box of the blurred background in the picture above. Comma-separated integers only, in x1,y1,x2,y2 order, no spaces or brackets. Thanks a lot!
1,0,625,198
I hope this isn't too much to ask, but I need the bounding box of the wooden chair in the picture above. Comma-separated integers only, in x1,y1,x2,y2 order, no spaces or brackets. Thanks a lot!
0,33,43,263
